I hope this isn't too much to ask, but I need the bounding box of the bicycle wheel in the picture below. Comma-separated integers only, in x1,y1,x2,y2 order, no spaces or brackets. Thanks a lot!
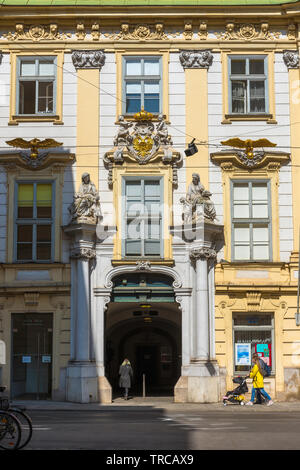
0,411,21,450
8,408,33,450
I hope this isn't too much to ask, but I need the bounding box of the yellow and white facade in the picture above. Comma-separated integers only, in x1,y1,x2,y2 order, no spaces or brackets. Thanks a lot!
0,0,300,402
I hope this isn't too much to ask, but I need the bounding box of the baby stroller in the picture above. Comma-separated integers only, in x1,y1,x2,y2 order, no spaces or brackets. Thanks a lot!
223,376,248,406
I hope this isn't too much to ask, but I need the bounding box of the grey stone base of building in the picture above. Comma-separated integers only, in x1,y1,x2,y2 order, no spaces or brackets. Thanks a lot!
66,363,113,403
174,361,222,403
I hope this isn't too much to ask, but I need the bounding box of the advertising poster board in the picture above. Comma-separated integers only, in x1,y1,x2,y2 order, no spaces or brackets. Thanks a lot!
235,343,251,366
256,343,271,367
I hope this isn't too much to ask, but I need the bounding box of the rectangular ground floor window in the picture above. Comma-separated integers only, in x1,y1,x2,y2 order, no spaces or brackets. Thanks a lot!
233,313,274,374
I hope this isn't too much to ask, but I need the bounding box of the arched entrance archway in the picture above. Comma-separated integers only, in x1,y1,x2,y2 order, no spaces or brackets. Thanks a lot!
104,272,182,397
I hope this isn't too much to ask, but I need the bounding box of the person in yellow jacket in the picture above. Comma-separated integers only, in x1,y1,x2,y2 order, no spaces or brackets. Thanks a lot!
246,353,273,406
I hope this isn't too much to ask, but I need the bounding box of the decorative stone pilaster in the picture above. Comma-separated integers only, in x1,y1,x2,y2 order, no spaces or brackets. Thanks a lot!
179,49,213,69
71,49,105,69
283,50,300,69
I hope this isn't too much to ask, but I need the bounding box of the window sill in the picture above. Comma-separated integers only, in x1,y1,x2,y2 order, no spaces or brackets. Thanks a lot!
222,114,277,125
9,115,63,125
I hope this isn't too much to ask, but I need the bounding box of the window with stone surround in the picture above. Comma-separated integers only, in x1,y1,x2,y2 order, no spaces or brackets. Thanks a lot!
233,313,274,375
123,56,162,115
228,55,268,115
231,180,272,261
14,182,55,262
17,57,56,116
123,177,163,258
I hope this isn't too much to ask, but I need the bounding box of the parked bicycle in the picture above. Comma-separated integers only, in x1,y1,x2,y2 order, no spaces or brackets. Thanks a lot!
0,386,33,450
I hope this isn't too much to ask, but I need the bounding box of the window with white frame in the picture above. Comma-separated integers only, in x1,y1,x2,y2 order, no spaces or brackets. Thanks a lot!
233,314,274,374
15,182,54,262
17,57,56,115
231,181,271,261
123,56,162,114
123,177,163,257
228,55,268,114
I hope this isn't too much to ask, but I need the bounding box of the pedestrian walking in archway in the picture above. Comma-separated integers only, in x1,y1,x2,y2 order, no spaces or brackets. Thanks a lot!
119,358,133,400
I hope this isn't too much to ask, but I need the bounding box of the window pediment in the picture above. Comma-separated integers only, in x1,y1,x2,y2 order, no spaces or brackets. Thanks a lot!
211,149,290,172
0,137,75,170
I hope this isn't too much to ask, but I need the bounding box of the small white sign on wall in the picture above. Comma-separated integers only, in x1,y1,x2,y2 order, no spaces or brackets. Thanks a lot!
0,340,6,365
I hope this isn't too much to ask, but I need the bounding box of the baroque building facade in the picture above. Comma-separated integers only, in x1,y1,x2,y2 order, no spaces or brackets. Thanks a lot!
0,0,300,402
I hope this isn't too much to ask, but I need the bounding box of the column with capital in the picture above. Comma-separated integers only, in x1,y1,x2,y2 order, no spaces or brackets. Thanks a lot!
64,220,99,403
190,247,216,361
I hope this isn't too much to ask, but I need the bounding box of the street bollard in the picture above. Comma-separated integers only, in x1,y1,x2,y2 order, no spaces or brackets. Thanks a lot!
143,373,146,398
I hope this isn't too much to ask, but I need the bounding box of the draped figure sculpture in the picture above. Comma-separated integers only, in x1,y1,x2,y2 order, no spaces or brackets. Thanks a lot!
68,172,102,224
181,173,216,224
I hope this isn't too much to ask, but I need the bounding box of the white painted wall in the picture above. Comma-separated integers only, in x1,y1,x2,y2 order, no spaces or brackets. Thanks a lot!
0,52,77,263
208,51,293,262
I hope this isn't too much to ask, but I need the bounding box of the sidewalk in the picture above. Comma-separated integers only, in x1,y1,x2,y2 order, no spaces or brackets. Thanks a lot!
10,396,300,412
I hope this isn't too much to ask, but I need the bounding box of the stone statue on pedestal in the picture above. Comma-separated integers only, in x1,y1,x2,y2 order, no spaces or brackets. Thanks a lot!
68,172,102,224
181,173,216,224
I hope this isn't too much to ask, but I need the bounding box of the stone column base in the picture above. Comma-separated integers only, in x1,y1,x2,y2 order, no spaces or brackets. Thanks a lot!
175,362,221,403
66,363,112,403
174,375,221,403
98,376,112,404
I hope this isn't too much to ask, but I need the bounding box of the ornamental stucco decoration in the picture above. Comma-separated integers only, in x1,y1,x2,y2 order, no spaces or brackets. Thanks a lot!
283,50,300,69
70,247,96,260
3,23,71,41
71,50,105,69
179,50,213,69
190,247,217,260
104,23,178,40
215,22,280,41
107,109,180,165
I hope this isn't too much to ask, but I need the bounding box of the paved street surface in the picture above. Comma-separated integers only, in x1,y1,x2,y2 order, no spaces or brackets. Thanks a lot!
7,397,300,450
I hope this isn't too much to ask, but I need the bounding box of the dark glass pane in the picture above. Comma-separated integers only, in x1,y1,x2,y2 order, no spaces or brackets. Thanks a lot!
18,207,33,218
234,315,272,326
144,95,159,113
37,207,52,218
126,95,141,113
250,59,265,75
250,81,265,112
37,244,51,260
37,225,51,242
38,81,54,113
19,81,36,114
232,81,246,113
17,244,32,260
17,225,32,243
231,60,246,75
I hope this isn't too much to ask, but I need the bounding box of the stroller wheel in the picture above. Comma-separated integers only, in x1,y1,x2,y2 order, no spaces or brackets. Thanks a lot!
240,401,245,406
223,401,227,406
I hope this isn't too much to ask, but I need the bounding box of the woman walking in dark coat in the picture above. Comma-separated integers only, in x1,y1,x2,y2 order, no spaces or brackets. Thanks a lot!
119,358,133,400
